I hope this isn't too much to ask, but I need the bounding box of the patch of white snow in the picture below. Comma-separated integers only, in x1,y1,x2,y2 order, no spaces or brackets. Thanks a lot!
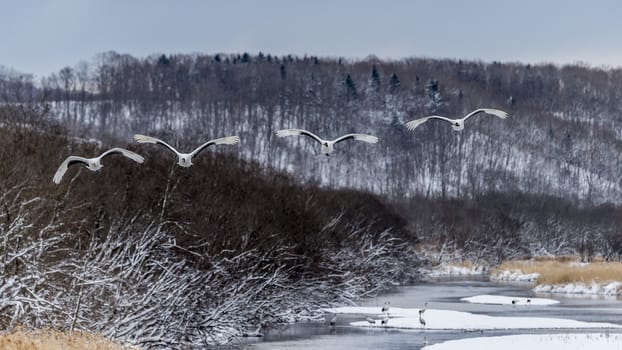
461,294,558,306
322,306,620,331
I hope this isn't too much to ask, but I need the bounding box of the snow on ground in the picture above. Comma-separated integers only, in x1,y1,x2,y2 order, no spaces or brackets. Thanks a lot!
461,294,559,306
535,281,621,296
424,333,622,350
426,264,488,277
323,306,620,331
491,269,540,282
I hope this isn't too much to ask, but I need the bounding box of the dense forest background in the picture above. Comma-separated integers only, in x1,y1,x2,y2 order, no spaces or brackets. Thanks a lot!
3,52,622,260
4,52,622,203
1,52,622,346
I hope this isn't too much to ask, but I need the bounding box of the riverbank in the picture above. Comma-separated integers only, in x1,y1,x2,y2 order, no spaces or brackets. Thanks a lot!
425,257,622,296
493,258,622,296
424,262,488,277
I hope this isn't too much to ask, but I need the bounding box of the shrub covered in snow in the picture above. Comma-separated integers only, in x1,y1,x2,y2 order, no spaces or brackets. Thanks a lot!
0,108,420,348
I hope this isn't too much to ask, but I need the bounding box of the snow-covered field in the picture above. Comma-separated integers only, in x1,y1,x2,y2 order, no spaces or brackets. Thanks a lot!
461,294,559,306
424,333,622,350
323,306,620,331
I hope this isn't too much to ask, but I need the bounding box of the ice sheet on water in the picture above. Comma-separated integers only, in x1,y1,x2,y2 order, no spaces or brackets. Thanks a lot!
323,306,620,331
460,294,559,306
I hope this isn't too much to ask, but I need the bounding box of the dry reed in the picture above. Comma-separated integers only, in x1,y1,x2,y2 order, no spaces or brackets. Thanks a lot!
497,257,622,285
0,329,138,350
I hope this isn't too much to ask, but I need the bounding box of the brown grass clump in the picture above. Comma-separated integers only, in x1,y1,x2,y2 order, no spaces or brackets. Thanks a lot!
0,329,139,350
497,258,622,285
531,255,581,263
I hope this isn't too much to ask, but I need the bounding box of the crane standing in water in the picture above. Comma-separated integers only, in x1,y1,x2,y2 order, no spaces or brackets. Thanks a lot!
419,302,428,329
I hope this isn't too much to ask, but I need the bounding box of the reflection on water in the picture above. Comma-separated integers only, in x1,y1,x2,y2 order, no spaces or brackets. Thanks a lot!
244,278,622,350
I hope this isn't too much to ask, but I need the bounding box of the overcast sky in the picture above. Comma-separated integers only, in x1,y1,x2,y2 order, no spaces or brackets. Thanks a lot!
2,0,621,77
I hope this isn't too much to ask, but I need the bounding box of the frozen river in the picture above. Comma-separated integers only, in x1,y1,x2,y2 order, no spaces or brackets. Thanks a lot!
242,278,622,349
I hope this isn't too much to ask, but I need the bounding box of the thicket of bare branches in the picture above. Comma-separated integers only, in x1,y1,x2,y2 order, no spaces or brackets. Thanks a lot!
0,106,417,348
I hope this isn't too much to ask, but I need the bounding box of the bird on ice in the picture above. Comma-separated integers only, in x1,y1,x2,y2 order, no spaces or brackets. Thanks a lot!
53,148,144,184
275,129,379,156
418,309,426,328
404,108,509,132
133,134,240,167
381,301,390,313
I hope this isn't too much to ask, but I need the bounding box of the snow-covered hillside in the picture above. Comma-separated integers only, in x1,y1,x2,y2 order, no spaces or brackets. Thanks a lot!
10,53,622,205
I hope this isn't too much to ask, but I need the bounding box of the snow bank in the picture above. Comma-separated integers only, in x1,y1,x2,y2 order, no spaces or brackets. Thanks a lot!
323,306,620,331
534,281,621,296
424,333,622,350
461,294,559,306
491,269,540,282
427,264,487,277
